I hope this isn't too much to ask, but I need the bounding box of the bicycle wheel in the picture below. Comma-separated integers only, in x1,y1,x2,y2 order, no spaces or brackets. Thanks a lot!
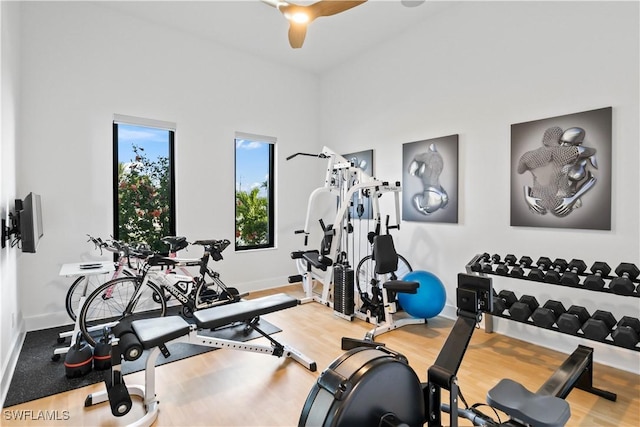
65,269,134,320
79,276,166,346
356,254,413,298
65,276,87,321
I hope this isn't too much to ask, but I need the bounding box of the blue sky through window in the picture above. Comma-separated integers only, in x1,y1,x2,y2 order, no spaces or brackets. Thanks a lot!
118,124,169,163
235,139,270,196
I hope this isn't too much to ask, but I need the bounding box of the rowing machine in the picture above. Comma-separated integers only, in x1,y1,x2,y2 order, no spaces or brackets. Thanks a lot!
300,274,616,427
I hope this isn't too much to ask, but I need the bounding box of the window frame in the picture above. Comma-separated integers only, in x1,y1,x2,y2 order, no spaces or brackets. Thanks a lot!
112,115,176,252
234,133,276,251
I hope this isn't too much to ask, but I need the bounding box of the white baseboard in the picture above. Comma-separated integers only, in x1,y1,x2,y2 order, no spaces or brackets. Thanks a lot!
1,321,26,408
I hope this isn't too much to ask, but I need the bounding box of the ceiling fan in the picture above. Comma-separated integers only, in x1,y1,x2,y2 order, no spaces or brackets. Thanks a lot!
261,0,368,49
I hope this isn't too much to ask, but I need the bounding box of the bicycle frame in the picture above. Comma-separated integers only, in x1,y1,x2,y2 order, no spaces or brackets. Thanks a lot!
135,240,241,316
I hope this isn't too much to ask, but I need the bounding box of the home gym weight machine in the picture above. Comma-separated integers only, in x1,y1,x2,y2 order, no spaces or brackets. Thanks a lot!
287,146,402,321
300,273,616,427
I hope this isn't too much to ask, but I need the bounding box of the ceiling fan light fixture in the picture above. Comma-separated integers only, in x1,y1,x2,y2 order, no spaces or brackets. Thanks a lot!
287,11,310,24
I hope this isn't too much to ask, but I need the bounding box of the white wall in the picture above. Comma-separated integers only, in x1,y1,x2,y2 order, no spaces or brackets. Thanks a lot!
320,1,640,373
16,2,322,330
5,0,639,394
0,0,25,407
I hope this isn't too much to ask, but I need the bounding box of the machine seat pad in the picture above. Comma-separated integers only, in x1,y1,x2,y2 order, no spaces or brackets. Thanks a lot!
131,316,191,349
302,251,332,271
383,280,419,294
486,378,571,427
194,293,298,330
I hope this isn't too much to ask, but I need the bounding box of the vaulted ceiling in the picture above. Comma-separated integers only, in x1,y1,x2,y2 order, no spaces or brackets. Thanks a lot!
96,0,456,74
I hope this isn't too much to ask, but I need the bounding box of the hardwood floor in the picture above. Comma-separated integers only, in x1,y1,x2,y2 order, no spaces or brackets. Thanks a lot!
3,285,639,426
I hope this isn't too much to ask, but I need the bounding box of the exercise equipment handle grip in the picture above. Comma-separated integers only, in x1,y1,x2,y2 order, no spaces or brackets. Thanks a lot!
286,152,329,161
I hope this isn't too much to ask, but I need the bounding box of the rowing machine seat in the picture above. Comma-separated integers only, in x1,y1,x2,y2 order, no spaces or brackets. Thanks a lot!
487,378,571,427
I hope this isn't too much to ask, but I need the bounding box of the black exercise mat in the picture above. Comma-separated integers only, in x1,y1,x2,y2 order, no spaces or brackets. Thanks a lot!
3,317,280,408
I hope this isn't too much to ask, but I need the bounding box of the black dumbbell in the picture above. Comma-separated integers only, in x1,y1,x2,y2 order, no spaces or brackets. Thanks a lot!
583,262,611,290
544,258,568,284
556,305,591,334
470,253,491,273
582,310,617,341
528,257,552,281
531,300,566,328
611,316,640,349
560,259,588,286
496,254,517,276
492,290,517,315
510,256,533,278
610,263,640,295
482,254,501,273
509,295,539,321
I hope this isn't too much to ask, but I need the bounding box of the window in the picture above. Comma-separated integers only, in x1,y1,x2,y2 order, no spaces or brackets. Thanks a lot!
113,115,176,253
235,133,275,250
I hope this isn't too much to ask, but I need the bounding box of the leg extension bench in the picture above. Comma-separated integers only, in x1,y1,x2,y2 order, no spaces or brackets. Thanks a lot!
85,293,316,427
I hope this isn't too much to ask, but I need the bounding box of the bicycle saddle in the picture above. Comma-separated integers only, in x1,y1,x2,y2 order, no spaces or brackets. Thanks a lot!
486,378,571,427
161,236,189,252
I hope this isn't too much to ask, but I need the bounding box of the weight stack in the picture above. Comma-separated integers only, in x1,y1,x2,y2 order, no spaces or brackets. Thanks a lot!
334,264,354,318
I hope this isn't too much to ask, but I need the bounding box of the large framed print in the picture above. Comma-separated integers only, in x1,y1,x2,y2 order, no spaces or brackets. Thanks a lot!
402,135,458,223
510,107,612,230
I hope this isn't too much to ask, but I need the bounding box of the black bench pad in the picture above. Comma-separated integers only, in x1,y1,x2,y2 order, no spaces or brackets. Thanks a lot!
486,378,571,427
302,251,332,271
194,293,298,330
383,280,419,294
131,316,191,349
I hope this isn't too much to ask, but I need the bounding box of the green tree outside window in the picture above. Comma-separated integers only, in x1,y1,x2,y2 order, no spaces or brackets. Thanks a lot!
114,122,175,253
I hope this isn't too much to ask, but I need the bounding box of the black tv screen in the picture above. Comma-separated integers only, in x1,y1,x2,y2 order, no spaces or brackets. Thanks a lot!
19,192,43,253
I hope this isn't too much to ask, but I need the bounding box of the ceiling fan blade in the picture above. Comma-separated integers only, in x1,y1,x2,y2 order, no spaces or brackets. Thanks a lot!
288,22,308,48
266,0,367,48
308,0,368,19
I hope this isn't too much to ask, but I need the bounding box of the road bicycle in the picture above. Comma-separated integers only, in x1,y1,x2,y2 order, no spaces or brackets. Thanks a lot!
64,235,149,321
78,238,242,346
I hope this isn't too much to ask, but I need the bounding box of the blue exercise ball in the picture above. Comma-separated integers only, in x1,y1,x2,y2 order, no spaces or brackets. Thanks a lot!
398,270,446,319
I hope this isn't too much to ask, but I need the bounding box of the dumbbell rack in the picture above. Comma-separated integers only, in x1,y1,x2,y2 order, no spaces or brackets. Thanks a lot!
466,253,640,353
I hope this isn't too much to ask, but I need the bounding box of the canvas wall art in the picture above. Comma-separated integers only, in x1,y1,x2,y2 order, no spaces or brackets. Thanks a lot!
342,149,374,220
402,135,458,223
510,107,612,230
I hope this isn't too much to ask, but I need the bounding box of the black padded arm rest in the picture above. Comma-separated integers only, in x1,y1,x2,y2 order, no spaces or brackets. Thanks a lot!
302,251,333,271
131,316,191,349
383,280,419,294
194,293,298,330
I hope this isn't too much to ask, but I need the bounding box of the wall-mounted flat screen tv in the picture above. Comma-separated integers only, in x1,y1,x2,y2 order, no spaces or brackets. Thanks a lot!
19,192,43,253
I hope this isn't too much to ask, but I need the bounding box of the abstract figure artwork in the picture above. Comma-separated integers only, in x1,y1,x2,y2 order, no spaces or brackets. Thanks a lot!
402,135,458,223
342,149,374,220
511,107,612,230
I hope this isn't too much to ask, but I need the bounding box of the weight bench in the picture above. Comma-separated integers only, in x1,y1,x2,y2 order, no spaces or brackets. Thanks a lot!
85,293,316,427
